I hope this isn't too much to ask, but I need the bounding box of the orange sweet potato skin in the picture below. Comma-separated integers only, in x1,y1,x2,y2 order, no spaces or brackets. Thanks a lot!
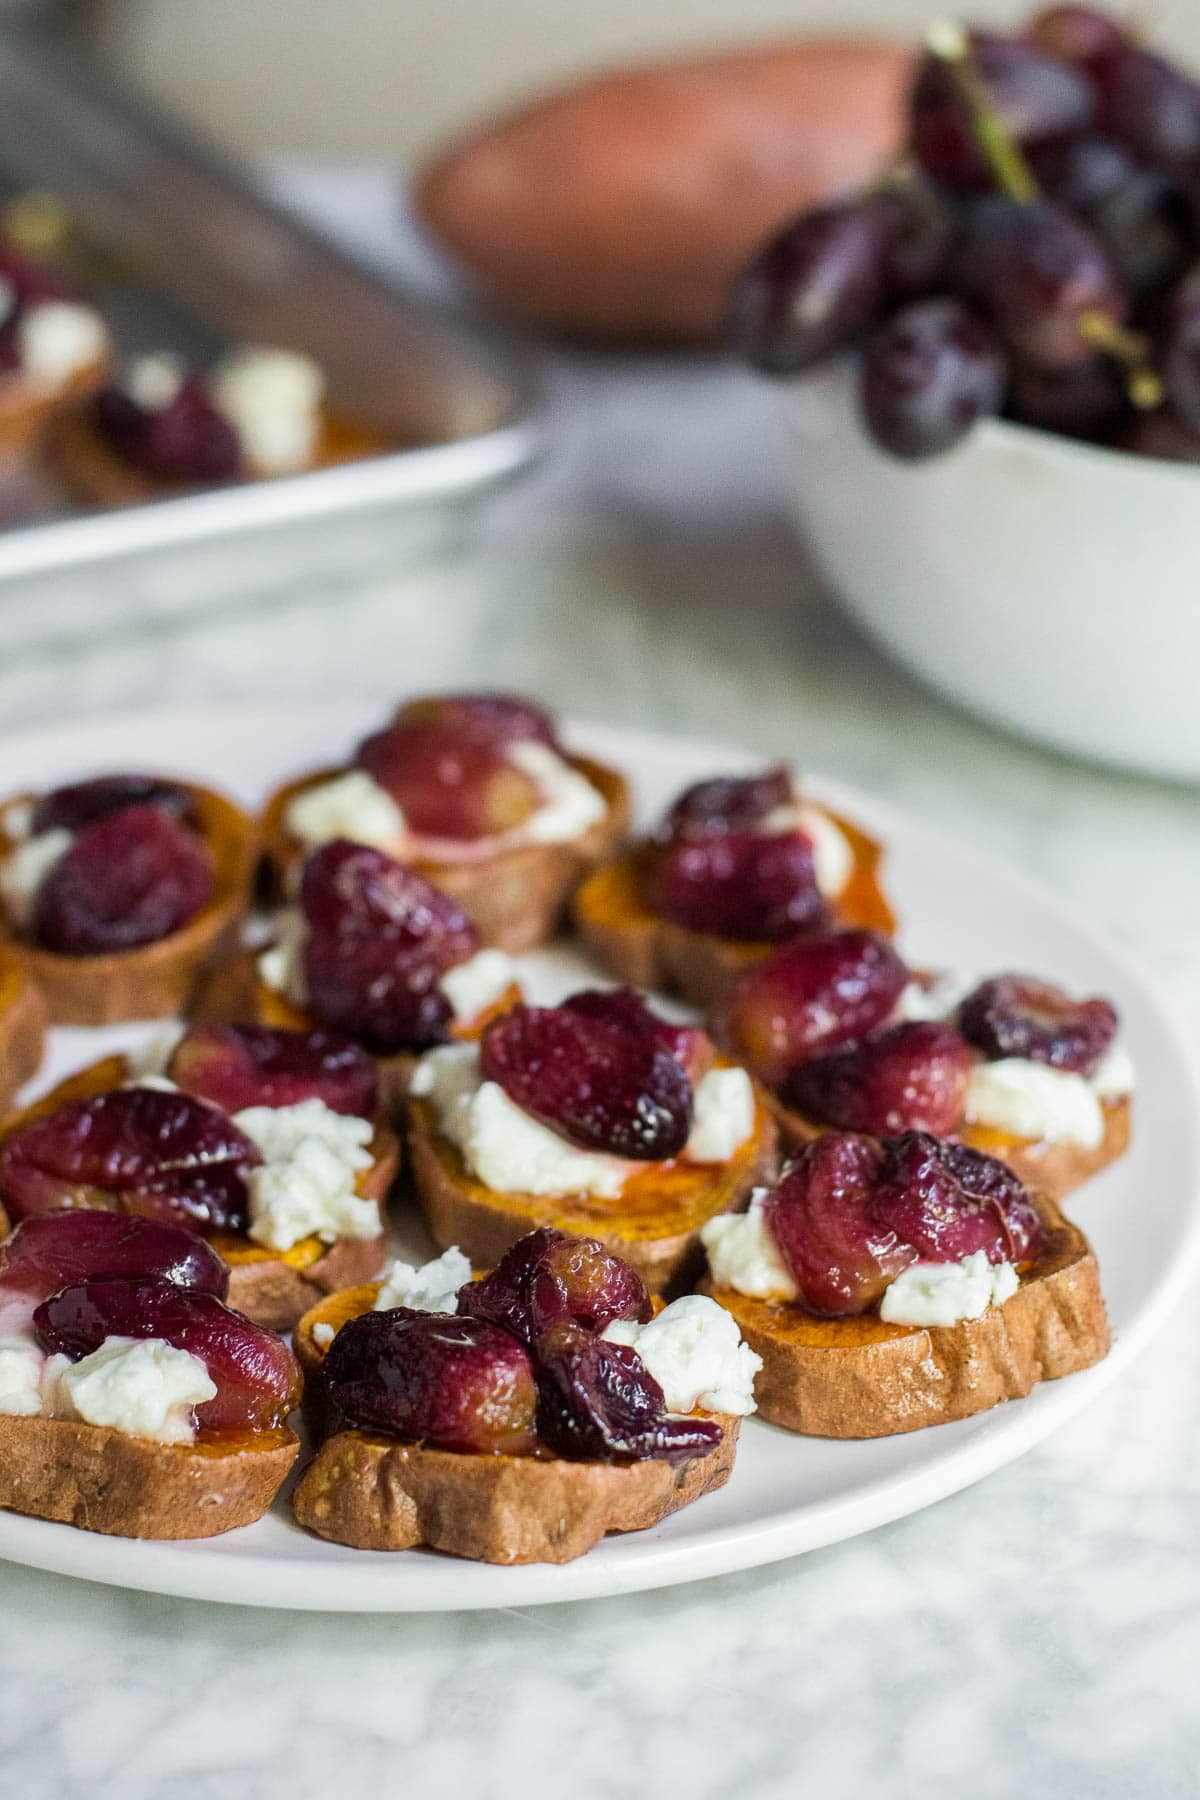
416,38,911,342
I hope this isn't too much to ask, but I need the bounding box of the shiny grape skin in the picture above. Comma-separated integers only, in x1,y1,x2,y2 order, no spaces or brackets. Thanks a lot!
951,197,1126,370
1093,47,1200,173
909,33,1095,193
860,298,1007,460
728,199,894,374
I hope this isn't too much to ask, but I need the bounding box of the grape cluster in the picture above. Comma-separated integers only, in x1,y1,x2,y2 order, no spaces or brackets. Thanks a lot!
731,8,1200,462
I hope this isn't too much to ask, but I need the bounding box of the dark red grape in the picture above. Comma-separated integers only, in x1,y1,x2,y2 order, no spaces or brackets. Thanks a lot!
1116,410,1200,460
33,805,214,956
560,988,709,1080
957,974,1117,1074
31,775,197,836
873,1132,1043,1264
299,840,477,1053
322,1307,538,1454
1089,168,1193,298
652,831,828,942
763,1132,913,1316
1163,281,1200,436
34,1277,301,1432
394,692,558,749
721,928,909,1086
0,1088,259,1236
170,1023,378,1117
535,1322,723,1463
786,1021,973,1136
655,766,794,844
355,722,541,839
861,297,1007,459
479,1003,693,1160
1028,136,1134,212
1007,353,1127,439
728,199,894,374
952,196,1126,369
877,180,957,301
0,1210,228,1308
910,33,1095,193
457,1226,651,1344
1094,47,1200,172
94,376,241,484
1027,6,1127,67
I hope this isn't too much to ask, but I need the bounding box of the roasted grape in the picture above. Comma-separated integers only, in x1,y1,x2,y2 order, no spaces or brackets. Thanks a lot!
94,377,241,485
764,1132,913,1317
321,1308,538,1455
535,1322,723,1463
170,1023,378,1117
31,774,197,836
480,1003,693,1159
956,974,1117,1073
394,692,558,749
873,1132,1044,1264
457,1226,651,1343
721,929,908,1086
355,722,541,839
785,1020,973,1136
655,766,794,843
0,1210,228,1307
33,805,214,956
652,831,828,942
34,1277,301,1432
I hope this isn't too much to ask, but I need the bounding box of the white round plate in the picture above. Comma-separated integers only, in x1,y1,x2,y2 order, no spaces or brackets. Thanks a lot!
1,703,1196,1612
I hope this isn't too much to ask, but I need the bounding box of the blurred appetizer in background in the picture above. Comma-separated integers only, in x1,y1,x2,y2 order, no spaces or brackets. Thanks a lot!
263,693,629,950
0,237,110,458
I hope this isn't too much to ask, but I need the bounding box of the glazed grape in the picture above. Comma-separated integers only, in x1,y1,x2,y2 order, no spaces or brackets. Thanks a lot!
952,196,1126,369
457,1226,651,1344
33,805,214,956
728,199,893,374
94,378,241,485
860,298,1007,459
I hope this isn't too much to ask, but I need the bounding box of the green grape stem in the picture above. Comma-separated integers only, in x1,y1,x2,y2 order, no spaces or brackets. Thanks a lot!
925,20,1040,203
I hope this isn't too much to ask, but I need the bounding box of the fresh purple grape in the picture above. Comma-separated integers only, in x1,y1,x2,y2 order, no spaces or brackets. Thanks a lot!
728,198,894,374
910,33,1095,193
952,196,1126,369
861,297,1007,459
1027,6,1127,68
1093,48,1200,173
1007,354,1127,439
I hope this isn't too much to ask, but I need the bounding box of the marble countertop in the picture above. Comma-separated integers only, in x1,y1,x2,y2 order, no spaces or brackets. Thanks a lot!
1,165,1198,1800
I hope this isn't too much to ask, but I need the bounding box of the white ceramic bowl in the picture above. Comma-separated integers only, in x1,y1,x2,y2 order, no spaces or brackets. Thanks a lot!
776,361,1200,782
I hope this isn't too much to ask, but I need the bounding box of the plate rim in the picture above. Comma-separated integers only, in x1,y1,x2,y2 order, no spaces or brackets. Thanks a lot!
0,699,1196,1612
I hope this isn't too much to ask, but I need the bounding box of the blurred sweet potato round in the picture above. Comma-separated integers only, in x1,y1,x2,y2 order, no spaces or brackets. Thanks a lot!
416,37,911,343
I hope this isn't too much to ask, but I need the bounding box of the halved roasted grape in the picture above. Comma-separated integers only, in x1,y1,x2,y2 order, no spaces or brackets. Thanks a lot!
729,199,894,374
0,1210,228,1306
457,1226,651,1344
952,197,1126,369
34,1277,300,1431
786,1021,973,1136
94,378,241,485
170,1023,377,1117
1093,47,1200,172
957,974,1117,1074
1027,6,1127,67
480,1004,693,1160
910,33,1095,192
355,722,541,840
721,929,909,1087
655,765,794,844
321,1307,537,1454
763,1132,914,1316
0,1088,259,1235
31,774,197,836
33,805,214,956
535,1322,723,1463
1007,354,1127,439
299,841,477,1053
873,1132,1043,1265
561,987,710,1082
861,298,1007,460
652,831,828,943
394,693,558,749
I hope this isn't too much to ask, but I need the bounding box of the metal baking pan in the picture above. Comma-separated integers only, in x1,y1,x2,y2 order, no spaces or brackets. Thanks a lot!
0,21,542,645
